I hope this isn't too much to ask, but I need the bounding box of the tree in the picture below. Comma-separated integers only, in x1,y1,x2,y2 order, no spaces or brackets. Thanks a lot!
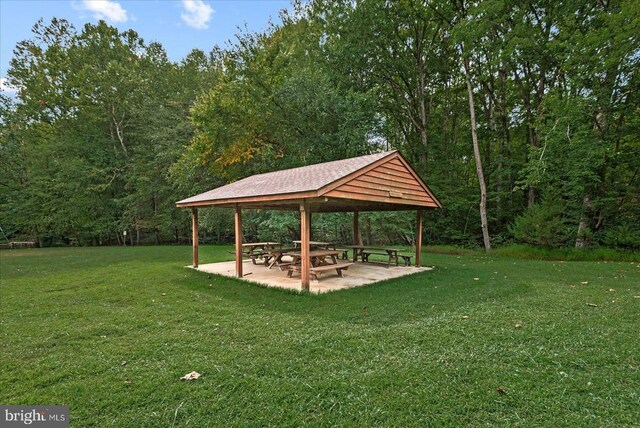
3,2,638,250
184,10,378,181
316,0,451,171
463,54,492,250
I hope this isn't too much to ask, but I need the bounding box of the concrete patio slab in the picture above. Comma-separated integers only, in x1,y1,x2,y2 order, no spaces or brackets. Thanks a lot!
192,259,432,293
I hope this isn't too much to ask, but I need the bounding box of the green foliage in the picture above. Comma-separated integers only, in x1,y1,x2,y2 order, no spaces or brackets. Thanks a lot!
360,212,417,245
602,225,640,250
2,1,639,250
510,200,573,247
184,15,378,181
2,19,218,245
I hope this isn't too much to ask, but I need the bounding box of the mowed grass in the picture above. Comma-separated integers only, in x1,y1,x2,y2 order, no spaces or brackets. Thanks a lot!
1,246,639,427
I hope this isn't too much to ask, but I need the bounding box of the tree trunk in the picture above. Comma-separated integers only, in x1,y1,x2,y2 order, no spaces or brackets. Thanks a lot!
417,55,429,171
575,194,592,248
464,57,491,251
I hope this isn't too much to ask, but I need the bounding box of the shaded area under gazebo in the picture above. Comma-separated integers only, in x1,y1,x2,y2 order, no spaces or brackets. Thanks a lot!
176,150,442,291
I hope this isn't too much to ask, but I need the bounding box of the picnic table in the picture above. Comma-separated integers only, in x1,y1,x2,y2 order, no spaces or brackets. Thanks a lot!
293,240,332,249
292,241,350,259
240,242,281,265
348,245,412,267
263,247,299,269
9,241,35,249
287,250,354,280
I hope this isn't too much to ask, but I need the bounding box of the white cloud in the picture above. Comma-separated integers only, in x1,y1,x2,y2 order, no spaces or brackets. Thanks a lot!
0,78,18,95
181,0,214,30
80,0,128,23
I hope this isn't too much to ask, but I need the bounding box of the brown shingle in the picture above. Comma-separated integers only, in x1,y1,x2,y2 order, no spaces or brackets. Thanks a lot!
176,151,395,205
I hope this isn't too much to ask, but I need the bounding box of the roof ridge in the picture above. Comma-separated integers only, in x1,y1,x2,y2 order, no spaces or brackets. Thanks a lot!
239,151,396,180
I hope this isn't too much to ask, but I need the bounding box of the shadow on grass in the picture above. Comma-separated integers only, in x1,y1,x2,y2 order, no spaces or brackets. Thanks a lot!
3,246,537,328
176,264,534,328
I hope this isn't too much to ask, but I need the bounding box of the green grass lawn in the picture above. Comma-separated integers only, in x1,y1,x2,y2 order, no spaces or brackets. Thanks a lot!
1,246,639,427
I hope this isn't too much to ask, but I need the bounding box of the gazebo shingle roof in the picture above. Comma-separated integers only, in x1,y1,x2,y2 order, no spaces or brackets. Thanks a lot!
176,150,441,211
177,151,393,205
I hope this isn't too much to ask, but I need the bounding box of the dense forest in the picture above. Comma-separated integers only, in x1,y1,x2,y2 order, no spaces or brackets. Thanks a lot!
1,0,639,250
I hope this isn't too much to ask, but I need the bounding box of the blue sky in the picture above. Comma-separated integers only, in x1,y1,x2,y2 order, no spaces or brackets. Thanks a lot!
0,0,290,93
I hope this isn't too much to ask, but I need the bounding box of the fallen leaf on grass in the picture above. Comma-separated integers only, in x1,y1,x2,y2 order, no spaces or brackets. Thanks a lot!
362,306,369,313
497,386,507,395
180,371,201,381
586,303,598,307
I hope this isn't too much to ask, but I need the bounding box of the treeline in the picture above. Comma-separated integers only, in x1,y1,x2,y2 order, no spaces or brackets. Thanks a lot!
1,0,639,249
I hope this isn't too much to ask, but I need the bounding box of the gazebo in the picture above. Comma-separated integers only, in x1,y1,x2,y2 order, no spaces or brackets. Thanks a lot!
176,150,441,291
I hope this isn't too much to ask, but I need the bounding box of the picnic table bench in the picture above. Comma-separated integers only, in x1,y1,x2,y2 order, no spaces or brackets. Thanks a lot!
9,241,36,249
348,245,412,267
287,250,354,280
238,242,281,265
288,262,355,280
335,248,350,260
361,251,412,266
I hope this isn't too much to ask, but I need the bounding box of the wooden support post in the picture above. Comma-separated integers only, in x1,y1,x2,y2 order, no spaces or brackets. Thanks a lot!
300,201,311,291
234,204,243,278
191,208,199,268
352,210,360,262
415,210,423,267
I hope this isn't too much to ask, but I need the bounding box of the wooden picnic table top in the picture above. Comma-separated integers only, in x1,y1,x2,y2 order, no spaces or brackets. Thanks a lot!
347,245,401,252
288,249,341,258
293,240,332,246
241,242,280,248
265,247,298,254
